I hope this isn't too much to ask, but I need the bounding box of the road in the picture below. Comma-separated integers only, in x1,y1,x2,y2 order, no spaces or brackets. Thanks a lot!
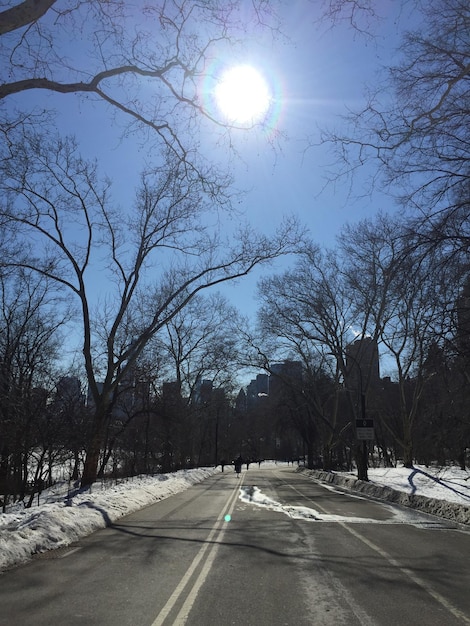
1,465,469,625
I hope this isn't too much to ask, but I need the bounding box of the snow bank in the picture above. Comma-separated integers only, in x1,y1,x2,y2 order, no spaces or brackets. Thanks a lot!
299,468,470,526
0,467,219,572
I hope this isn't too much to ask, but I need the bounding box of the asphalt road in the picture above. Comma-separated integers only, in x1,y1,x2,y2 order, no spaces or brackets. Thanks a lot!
1,465,470,625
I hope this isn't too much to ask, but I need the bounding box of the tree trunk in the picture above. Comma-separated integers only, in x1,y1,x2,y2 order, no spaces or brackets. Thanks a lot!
71,452,80,481
81,429,103,487
322,443,332,471
355,441,369,481
81,407,109,487
402,420,414,468
306,419,316,469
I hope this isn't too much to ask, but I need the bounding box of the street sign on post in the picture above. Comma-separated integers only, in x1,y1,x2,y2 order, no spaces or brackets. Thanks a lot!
356,418,374,440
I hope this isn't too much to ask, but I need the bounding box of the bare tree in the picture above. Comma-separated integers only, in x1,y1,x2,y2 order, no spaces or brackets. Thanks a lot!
341,214,460,467
0,131,303,486
416,340,470,468
254,245,362,472
317,0,383,34
379,267,454,468
321,0,469,221
133,293,241,469
153,292,240,396
0,268,65,507
1,1,281,161
254,213,465,473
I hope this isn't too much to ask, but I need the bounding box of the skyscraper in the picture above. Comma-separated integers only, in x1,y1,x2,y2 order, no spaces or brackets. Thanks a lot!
345,337,380,391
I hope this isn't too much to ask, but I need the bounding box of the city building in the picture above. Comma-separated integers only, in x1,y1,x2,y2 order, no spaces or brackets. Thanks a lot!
345,337,380,391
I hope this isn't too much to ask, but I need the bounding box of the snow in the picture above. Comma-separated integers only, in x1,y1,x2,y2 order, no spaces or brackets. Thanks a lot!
241,465,470,527
0,467,219,573
299,465,470,526
1,463,469,573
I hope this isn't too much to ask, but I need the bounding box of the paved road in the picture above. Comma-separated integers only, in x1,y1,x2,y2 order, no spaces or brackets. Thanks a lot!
1,465,470,625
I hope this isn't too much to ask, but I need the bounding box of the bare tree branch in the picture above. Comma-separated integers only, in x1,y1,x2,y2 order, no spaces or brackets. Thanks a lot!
0,0,57,35
0,128,304,485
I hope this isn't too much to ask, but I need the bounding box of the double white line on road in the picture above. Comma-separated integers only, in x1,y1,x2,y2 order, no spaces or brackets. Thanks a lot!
151,475,244,626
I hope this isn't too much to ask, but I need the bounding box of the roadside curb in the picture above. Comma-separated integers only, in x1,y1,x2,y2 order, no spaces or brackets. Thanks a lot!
297,468,470,526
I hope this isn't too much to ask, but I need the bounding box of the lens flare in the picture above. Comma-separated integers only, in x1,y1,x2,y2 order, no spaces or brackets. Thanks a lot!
224,514,232,522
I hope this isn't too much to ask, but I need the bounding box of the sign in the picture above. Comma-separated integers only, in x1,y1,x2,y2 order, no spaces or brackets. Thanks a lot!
356,418,374,440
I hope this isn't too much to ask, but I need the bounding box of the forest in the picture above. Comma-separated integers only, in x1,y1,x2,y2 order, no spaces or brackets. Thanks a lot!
0,0,469,505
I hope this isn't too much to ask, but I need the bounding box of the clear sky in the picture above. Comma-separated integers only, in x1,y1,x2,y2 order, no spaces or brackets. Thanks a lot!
6,0,414,337
206,0,408,318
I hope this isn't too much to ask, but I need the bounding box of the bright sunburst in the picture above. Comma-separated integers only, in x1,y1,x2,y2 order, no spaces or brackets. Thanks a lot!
214,65,272,125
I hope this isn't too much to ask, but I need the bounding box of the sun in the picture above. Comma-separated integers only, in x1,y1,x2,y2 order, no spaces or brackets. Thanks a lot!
214,65,272,125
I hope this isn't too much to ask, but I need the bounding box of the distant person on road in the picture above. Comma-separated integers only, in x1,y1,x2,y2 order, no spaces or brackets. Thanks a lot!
234,455,243,476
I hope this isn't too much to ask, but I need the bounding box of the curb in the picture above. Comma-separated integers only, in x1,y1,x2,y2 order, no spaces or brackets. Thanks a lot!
298,468,470,526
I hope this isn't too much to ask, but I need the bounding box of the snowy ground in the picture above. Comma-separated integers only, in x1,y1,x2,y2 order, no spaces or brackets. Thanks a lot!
299,465,470,526
1,462,469,573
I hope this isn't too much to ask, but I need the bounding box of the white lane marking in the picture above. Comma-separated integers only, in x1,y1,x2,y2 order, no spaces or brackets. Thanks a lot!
343,523,470,624
283,477,470,624
279,481,453,527
240,484,379,523
151,475,244,626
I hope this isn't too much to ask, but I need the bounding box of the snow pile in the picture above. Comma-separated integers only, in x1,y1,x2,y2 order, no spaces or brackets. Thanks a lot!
240,485,376,523
299,465,470,525
0,467,219,572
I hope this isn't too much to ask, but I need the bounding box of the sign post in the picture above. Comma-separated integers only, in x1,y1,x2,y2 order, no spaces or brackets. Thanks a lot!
356,418,374,440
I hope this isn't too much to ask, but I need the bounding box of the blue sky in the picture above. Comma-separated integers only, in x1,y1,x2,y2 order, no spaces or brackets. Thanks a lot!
7,0,411,331
207,0,408,318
